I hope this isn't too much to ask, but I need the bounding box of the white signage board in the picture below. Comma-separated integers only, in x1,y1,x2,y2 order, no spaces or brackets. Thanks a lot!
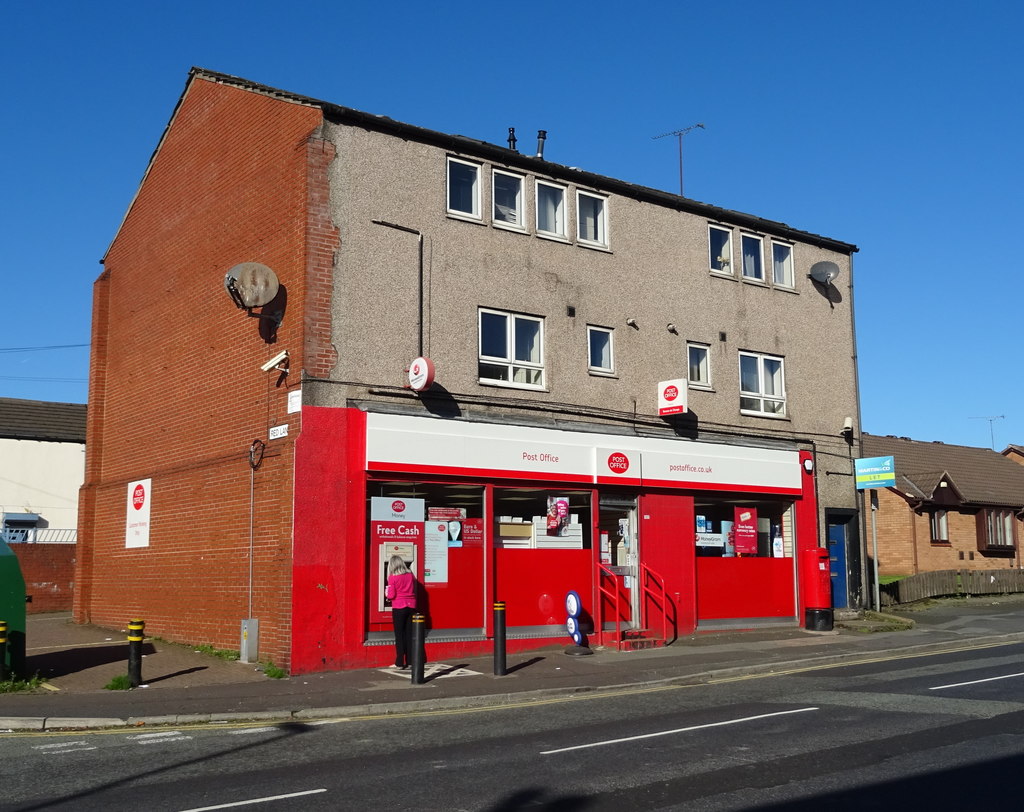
658,378,688,416
125,478,152,548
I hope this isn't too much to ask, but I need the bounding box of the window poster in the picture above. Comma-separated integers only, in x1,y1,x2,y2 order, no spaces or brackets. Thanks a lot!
461,518,484,546
733,507,759,556
423,521,450,583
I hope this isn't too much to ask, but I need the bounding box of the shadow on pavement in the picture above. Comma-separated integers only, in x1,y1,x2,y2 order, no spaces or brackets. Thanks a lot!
26,642,155,679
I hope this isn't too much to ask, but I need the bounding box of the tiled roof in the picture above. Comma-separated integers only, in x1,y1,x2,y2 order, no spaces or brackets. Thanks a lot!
0,398,86,443
862,433,1024,508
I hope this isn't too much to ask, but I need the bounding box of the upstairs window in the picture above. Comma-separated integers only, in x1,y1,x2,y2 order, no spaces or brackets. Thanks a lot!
447,158,480,218
741,234,764,281
536,181,567,238
587,325,614,374
739,351,786,416
930,509,948,542
772,241,794,288
709,225,733,275
687,342,711,388
493,170,524,229
577,191,608,247
479,308,545,389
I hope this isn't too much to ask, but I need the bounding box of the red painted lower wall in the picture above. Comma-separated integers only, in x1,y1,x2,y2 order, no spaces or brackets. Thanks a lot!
13,544,76,613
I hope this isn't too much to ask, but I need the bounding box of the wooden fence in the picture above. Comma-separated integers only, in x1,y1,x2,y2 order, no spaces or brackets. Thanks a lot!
881,569,1024,605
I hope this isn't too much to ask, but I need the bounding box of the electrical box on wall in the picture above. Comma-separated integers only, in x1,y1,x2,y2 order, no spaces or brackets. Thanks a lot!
240,617,259,663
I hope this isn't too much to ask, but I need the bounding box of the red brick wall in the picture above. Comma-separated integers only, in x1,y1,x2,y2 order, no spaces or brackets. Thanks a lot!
14,544,76,613
77,75,326,669
873,489,1023,575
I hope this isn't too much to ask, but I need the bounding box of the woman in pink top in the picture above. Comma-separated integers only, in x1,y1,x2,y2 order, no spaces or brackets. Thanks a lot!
385,555,418,668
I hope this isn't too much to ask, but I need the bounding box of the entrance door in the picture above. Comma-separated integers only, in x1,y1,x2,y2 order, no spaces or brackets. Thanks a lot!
599,495,639,629
827,520,849,609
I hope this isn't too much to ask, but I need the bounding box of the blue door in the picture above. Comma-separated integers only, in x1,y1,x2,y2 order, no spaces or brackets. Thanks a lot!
827,521,849,609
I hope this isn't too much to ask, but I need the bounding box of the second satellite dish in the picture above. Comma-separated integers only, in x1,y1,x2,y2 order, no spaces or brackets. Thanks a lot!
809,261,841,285
224,262,280,308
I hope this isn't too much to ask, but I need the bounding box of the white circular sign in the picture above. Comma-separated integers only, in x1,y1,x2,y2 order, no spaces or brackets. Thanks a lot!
407,357,436,392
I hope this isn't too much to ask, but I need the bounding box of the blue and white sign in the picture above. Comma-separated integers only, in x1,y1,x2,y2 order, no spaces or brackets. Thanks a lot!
854,456,896,490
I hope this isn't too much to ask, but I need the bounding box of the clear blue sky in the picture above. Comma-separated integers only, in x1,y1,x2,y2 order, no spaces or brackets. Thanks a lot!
3,1,1020,451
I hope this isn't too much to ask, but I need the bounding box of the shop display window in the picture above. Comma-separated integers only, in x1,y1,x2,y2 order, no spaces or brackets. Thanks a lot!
493,488,592,549
694,499,794,558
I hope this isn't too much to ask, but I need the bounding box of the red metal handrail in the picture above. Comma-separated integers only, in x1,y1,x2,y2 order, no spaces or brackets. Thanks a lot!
639,563,671,643
596,563,626,649
597,562,673,649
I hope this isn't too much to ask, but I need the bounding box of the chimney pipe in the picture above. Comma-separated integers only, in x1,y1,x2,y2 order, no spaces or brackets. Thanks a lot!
507,127,517,152
536,129,547,159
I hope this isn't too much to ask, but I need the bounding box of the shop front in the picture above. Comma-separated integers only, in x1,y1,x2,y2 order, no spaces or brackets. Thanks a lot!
357,412,818,660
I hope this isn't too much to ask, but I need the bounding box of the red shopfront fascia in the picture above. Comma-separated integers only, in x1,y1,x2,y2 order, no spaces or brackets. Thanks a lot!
291,408,819,673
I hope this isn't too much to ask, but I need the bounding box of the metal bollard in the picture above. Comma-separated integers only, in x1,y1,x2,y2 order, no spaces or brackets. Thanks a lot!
0,620,7,681
127,619,145,687
410,613,426,685
493,602,507,676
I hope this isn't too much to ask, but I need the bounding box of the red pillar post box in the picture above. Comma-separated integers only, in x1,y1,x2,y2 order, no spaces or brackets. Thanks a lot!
800,547,833,631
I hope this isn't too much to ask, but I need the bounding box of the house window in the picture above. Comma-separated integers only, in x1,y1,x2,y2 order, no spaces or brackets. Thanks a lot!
587,326,614,373
536,181,566,238
772,241,794,288
741,234,764,281
687,342,711,388
493,170,524,229
709,225,732,274
739,351,786,416
979,508,1016,549
577,191,608,247
479,308,545,388
447,158,480,218
930,510,948,542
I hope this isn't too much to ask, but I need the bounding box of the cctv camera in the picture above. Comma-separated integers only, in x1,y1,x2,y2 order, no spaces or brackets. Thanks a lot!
260,350,289,373
842,417,854,432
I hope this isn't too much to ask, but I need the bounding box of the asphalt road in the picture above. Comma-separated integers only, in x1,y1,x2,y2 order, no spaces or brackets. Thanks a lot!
2,640,1023,811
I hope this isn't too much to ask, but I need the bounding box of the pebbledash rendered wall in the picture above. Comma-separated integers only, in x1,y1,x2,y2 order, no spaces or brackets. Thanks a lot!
77,75,331,668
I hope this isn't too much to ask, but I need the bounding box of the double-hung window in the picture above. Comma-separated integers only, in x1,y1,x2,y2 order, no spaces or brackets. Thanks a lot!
479,308,545,388
772,241,794,288
536,181,566,238
739,351,786,416
493,170,524,229
709,225,733,275
577,191,608,247
687,342,711,388
587,325,614,374
447,158,481,219
741,234,764,281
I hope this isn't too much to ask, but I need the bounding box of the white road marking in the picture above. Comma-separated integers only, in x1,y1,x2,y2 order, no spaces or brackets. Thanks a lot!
178,788,327,810
377,663,483,679
930,671,1024,691
540,707,820,754
128,730,192,744
227,727,276,735
32,740,96,753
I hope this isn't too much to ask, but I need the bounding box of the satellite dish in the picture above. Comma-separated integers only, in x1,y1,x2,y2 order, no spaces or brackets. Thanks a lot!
809,261,841,285
224,262,280,309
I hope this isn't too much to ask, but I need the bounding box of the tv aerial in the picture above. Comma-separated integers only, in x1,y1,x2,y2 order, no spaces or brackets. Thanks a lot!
652,123,704,196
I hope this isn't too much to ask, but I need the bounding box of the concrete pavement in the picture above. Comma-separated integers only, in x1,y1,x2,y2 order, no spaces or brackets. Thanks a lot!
4,598,1024,732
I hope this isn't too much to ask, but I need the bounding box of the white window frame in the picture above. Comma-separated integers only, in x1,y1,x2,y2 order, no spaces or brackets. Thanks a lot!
771,240,794,288
492,169,525,230
687,342,712,389
709,225,733,275
741,233,765,281
536,180,567,239
447,157,481,220
982,508,1016,548
478,308,545,390
930,509,948,542
587,325,614,374
739,351,786,417
577,191,608,248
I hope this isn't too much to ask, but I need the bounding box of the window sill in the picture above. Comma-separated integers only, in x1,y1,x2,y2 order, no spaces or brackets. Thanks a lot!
710,270,736,281
688,384,714,392
478,378,548,393
577,240,612,253
774,285,799,294
741,276,769,287
588,369,617,379
929,540,951,547
739,409,789,421
537,231,571,245
447,211,486,225
493,221,528,235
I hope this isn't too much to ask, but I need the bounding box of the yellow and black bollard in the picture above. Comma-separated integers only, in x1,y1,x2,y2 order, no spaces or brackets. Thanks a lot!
410,613,426,685
493,602,507,676
0,620,7,681
127,619,145,687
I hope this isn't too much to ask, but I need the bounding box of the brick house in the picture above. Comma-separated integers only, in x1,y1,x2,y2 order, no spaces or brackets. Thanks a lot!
1,398,84,611
78,68,862,673
861,434,1024,576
